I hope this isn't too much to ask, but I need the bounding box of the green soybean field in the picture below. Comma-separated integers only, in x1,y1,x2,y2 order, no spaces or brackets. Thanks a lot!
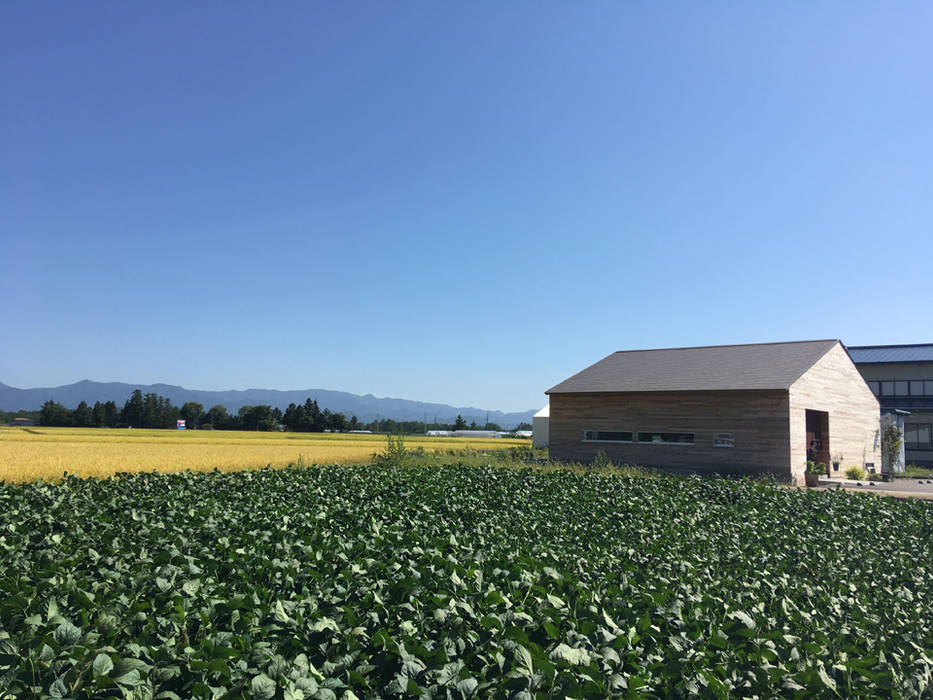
1,465,932,698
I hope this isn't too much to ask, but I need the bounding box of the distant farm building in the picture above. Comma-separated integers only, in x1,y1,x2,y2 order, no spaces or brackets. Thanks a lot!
546,340,881,484
10,417,35,427
532,405,549,448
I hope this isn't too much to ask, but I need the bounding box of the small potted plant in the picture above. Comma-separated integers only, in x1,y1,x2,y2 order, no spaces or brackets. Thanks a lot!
832,453,843,472
805,460,823,487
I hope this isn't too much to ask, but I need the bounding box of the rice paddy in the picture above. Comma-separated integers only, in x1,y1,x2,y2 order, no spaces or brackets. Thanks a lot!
0,426,531,483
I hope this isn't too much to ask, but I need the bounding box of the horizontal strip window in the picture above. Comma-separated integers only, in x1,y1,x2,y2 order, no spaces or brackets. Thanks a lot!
870,380,933,397
581,430,633,443
637,432,695,445
905,423,933,451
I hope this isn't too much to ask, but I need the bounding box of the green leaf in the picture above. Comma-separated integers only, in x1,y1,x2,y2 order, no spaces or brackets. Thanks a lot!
456,677,478,697
46,598,59,622
817,665,837,692
49,677,68,698
514,645,534,676
311,617,339,633
53,621,81,645
113,669,141,687
251,673,277,700
726,610,756,629
549,643,591,666
274,600,291,623
93,652,114,677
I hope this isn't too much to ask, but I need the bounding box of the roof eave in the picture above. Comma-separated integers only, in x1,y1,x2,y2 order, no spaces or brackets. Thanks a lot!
852,359,933,365
546,387,791,395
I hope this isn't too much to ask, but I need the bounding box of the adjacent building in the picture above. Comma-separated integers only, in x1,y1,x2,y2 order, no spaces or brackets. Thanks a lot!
848,344,933,468
532,405,549,448
546,340,881,484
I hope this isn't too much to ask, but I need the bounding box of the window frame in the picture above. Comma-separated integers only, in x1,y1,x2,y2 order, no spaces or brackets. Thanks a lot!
636,431,696,446
581,430,633,443
905,423,933,452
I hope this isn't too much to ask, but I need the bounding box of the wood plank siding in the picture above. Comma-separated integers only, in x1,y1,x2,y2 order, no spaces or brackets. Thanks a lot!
788,343,881,482
549,390,792,479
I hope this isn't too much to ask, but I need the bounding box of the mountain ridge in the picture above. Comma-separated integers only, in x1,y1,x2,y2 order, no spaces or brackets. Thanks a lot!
0,380,538,427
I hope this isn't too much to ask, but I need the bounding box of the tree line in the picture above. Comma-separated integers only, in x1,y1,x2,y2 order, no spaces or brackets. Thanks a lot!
36,390,353,432
30,390,532,433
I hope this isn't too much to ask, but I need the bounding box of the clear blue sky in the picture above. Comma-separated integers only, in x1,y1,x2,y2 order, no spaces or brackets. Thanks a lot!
2,3,931,412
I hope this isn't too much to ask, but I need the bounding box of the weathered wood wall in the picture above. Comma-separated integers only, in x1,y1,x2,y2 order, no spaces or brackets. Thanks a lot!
548,390,792,479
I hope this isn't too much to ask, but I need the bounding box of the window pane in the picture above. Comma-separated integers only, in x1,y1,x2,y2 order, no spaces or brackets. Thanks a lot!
895,381,909,396
916,424,932,450
582,430,632,442
869,382,880,396
881,381,894,396
911,381,924,396
597,431,631,442
926,381,933,396
905,424,918,446
637,432,695,445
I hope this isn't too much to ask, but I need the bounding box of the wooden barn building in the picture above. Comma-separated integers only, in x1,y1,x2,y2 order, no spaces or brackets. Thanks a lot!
546,340,880,484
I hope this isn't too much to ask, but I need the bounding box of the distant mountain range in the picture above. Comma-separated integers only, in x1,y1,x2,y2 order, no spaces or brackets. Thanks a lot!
0,380,537,427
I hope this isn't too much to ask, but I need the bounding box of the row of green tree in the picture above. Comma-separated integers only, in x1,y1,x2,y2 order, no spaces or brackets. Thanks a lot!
1,409,39,424
36,391,347,432
33,390,531,433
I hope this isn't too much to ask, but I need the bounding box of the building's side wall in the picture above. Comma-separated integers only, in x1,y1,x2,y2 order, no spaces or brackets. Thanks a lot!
789,343,881,482
532,415,549,448
548,390,791,478
854,362,933,467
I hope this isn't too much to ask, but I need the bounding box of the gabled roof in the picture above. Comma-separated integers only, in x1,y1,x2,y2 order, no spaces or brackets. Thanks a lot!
847,344,933,364
546,340,840,394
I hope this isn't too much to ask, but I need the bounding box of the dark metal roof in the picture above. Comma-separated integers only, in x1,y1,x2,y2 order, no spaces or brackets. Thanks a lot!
847,344,933,364
547,340,840,394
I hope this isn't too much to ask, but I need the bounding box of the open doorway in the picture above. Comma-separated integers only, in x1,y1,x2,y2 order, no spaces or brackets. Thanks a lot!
805,409,830,474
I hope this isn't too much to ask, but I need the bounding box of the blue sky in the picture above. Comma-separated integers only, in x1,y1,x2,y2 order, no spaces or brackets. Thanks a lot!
2,3,931,412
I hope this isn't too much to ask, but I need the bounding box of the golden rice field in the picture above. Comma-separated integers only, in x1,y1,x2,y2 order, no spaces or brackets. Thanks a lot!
0,426,531,483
